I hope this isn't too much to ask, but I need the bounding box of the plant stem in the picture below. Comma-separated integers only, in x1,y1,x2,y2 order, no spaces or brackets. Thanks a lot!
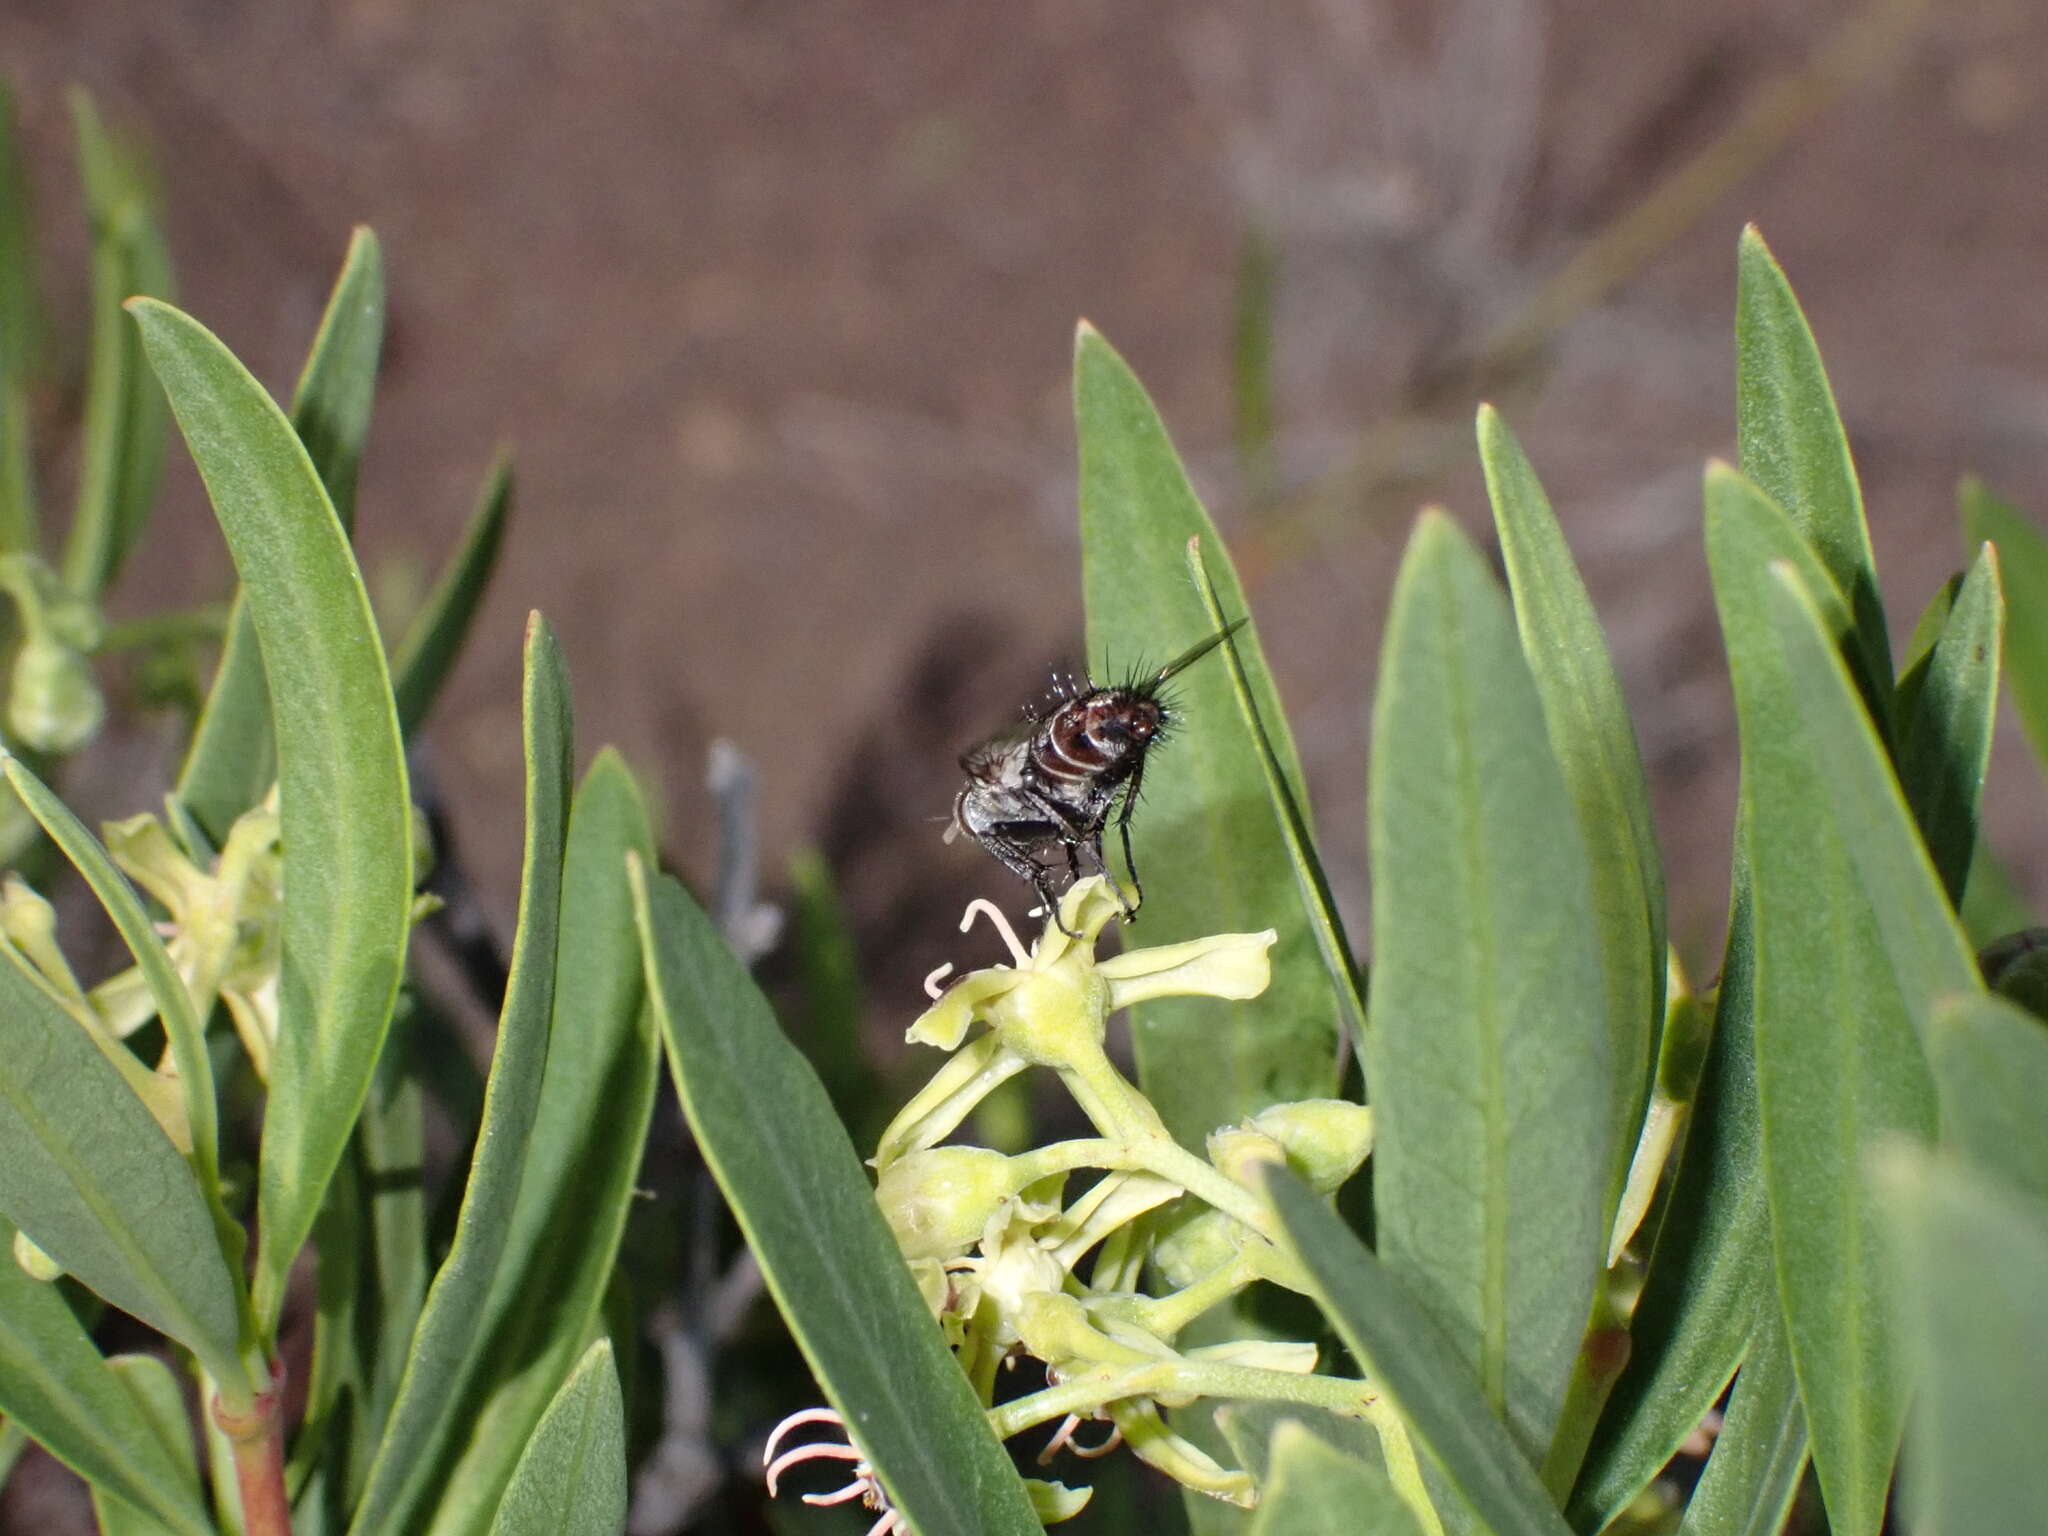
212,1370,291,1536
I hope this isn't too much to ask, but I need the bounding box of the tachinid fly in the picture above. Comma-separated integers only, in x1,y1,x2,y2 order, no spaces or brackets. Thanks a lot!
946,618,1248,934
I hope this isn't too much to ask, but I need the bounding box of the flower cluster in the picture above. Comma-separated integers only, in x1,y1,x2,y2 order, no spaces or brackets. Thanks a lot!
766,878,1377,1525
0,793,285,1161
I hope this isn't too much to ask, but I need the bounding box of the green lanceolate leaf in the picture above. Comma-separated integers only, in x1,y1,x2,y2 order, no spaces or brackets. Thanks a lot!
633,863,1039,1536
0,1216,213,1536
1216,1400,1381,1486
392,452,514,735
0,945,244,1388
1894,546,2001,904
1251,1422,1424,1536
420,750,658,1536
1759,554,1980,1009
1264,1169,1573,1536
0,83,43,553
2,755,219,1186
88,1354,205,1536
486,1340,627,1536
1478,404,1664,1208
1926,990,2048,1209
1734,226,1892,720
293,999,430,1524
1705,462,1972,1536
1568,881,1769,1532
177,228,388,844
1673,1309,1807,1536
787,848,883,1148
1074,323,1341,1146
290,227,385,535
1185,537,1367,1042
350,616,572,1536
63,91,171,598
1961,478,2048,775
1367,510,1612,1464
130,297,414,1335
1876,1146,2048,1536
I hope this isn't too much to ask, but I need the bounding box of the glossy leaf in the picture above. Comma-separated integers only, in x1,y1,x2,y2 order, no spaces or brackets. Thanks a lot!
1961,479,2048,774
486,1340,627,1536
1926,990,2048,1209
1705,463,1971,1536
3,754,219,1185
633,862,1039,1535
1894,546,2001,903
392,453,513,735
1877,1147,2048,1536
1734,225,1891,717
350,616,572,1536
420,750,658,1536
1250,1422,1424,1536
177,228,387,844
1479,404,1664,1204
1673,1311,1807,1536
1568,882,1768,1531
63,91,171,598
0,1216,212,1536
1367,510,1611,1462
0,944,244,1387
89,1354,203,1536
0,83,41,552
130,297,414,1333
1264,1168,1574,1536
1074,323,1340,1144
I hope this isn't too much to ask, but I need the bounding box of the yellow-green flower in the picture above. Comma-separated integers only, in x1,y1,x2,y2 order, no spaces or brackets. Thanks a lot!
875,878,1275,1167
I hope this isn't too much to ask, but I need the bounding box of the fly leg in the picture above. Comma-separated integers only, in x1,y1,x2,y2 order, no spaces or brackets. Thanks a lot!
1109,761,1147,919
1076,834,1138,922
982,820,1084,938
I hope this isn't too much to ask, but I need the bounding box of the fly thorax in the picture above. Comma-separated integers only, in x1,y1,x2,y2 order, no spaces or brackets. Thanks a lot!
1043,692,1161,779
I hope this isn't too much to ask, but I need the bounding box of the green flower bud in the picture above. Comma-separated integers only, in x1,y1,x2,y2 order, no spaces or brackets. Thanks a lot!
980,1236,1068,1330
9,639,104,753
1238,1099,1374,1193
875,1145,1029,1261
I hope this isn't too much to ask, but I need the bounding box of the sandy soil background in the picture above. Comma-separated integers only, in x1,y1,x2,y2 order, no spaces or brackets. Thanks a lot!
4,1,2047,1528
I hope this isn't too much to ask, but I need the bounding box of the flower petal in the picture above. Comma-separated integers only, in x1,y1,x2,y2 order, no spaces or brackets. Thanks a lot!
906,967,1021,1050
1099,929,1276,1008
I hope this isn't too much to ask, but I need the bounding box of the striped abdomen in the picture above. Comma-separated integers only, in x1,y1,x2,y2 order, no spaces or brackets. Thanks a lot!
1031,689,1164,800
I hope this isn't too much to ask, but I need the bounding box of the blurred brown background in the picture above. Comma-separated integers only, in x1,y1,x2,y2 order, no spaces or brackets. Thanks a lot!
6,0,2048,1528
13,0,2048,958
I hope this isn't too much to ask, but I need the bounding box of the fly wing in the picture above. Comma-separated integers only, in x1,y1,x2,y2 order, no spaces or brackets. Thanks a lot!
959,727,1031,786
